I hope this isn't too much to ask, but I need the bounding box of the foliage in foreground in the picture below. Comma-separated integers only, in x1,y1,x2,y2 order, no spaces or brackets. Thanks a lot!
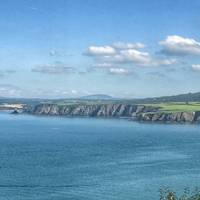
160,188,200,200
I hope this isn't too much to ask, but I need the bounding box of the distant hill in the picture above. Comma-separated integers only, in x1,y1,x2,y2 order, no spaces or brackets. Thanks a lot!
1,91,200,105
79,94,114,100
126,92,200,104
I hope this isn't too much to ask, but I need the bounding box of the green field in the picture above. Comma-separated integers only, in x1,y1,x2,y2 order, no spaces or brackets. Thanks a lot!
146,102,200,113
44,99,200,113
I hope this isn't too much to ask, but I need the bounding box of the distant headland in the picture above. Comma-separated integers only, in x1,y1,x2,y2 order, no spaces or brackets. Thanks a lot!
2,92,200,123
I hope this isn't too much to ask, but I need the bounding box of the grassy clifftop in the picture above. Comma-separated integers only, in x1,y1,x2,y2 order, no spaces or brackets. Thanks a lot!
145,102,200,113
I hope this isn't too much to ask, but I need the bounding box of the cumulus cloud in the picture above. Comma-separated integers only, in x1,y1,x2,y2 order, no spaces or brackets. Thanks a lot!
85,45,116,56
85,41,176,68
92,63,114,68
192,64,200,72
117,49,151,64
109,68,131,75
99,49,175,67
114,49,176,66
71,90,78,94
32,62,75,74
159,35,200,56
112,42,145,49
150,58,177,67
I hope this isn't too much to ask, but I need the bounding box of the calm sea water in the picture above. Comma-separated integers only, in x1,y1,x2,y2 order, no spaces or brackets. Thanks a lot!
0,112,200,200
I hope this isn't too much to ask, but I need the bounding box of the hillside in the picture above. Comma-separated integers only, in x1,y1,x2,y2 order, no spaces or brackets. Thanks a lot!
1,91,200,106
127,92,200,104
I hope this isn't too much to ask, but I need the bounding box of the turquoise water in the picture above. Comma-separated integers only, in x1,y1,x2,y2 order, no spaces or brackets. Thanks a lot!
0,112,200,200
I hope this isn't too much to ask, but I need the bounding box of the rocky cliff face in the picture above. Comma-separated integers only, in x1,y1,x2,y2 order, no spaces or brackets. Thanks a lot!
24,103,200,123
136,111,200,123
24,103,157,118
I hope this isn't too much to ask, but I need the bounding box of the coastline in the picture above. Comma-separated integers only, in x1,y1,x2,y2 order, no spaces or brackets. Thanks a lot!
23,103,200,124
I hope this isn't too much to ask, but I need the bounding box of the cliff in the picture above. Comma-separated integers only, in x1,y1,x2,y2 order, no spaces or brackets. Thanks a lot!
136,111,200,123
24,103,157,118
24,103,200,123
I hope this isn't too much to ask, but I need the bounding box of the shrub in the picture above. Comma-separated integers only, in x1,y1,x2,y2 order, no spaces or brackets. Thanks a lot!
159,188,200,200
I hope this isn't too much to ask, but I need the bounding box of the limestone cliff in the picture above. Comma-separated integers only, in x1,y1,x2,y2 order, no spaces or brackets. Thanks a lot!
136,111,200,123
24,103,200,123
24,104,157,118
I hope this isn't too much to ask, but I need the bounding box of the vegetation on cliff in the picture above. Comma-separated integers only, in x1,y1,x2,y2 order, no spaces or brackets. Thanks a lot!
146,102,200,113
160,188,200,200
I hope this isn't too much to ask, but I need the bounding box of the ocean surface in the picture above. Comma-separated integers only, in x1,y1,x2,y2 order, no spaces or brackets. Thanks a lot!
0,112,200,200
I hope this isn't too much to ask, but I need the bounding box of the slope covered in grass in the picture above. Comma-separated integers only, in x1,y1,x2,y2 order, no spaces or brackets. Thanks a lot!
145,102,200,113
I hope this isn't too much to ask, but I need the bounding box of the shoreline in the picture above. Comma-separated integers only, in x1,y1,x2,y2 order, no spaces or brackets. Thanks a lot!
2,109,200,125
22,103,200,124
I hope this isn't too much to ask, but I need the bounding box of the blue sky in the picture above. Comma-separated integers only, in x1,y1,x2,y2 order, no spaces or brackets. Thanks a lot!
1,0,200,98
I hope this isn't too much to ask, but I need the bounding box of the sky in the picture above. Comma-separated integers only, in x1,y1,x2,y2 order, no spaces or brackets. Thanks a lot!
1,0,200,98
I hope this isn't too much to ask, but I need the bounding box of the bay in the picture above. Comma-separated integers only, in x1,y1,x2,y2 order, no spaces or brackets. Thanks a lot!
0,112,200,200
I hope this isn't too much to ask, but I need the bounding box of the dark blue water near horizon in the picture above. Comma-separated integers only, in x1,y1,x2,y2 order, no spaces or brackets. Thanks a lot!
0,112,200,200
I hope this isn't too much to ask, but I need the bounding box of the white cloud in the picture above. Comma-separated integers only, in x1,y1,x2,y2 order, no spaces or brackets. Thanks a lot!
192,64,200,72
101,49,176,67
112,42,145,49
71,90,78,94
159,35,200,56
150,58,177,67
119,49,151,64
85,42,176,68
32,62,75,74
85,45,116,56
92,63,114,68
109,68,130,75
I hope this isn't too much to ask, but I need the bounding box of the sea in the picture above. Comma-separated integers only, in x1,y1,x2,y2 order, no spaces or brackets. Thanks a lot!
0,111,200,200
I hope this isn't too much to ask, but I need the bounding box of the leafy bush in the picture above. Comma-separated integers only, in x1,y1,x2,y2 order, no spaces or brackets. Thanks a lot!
160,188,200,200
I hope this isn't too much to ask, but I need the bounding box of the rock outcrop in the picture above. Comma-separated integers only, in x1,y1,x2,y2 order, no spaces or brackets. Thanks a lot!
136,111,200,123
24,103,157,118
24,103,200,123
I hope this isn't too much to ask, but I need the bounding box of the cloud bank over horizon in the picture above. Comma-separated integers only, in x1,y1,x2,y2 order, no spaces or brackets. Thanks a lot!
84,35,200,77
2,35,200,98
